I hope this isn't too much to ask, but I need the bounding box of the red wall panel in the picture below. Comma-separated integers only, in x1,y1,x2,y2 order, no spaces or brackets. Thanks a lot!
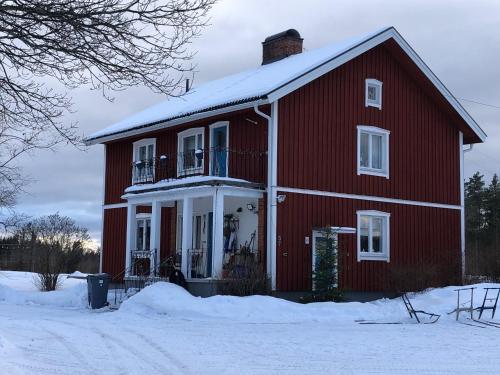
276,192,461,292
102,207,127,281
278,44,461,206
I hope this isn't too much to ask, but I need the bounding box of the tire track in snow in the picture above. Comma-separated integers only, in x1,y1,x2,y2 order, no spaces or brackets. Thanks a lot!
39,317,130,375
50,317,187,375
91,327,174,375
123,327,193,375
40,326,97,373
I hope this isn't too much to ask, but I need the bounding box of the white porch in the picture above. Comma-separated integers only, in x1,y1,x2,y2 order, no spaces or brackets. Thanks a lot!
123,183,263,282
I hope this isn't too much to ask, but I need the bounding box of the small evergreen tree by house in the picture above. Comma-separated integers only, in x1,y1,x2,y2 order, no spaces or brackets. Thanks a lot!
312,227,340,301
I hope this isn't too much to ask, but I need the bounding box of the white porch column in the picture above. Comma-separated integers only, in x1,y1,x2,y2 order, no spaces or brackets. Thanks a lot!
125,203,137,277
150,200,162,277
181,197,193,277
212,188,225,278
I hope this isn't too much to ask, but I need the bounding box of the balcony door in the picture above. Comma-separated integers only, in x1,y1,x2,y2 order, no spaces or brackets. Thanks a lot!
210,122,228,177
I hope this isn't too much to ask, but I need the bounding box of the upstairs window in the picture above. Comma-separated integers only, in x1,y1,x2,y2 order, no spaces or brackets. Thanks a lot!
357,125,390,178
178,127,204,176
365,79,382,109
357,210,390,262
132,139,156,183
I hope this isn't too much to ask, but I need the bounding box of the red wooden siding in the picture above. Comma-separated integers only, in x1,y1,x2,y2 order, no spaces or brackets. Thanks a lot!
104,142,132,205
278,43,461,206
276,192,461,292
104,109,267,205
102,207,127,280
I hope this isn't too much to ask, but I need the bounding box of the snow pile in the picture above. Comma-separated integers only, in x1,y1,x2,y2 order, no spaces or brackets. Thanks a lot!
0,272,88,309
120,282,500,324
68,271,88,278
119,282,402,323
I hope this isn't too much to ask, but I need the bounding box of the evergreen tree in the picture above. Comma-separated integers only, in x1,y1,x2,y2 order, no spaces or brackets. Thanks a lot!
484,174,500,249
465,172,486,252
312,227,340,301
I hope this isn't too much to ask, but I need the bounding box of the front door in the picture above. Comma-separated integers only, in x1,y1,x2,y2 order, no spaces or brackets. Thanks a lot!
312,230,338,290
211,125,227,177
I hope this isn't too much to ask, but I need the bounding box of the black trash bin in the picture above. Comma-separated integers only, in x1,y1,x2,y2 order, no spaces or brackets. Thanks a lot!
87,273,110,309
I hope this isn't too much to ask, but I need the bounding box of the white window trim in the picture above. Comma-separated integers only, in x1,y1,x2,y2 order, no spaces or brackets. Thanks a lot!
177,127,205,176
132,138,156,183
365,78,382,109
357,125,390,179
209,121,229,177
356,210,390,262
312,230,339,290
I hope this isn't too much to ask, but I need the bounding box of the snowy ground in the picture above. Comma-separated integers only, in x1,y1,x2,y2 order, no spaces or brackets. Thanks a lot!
1,271,500,374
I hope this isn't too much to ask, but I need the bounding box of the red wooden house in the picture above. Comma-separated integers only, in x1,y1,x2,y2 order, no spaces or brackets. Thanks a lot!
86,27,486,297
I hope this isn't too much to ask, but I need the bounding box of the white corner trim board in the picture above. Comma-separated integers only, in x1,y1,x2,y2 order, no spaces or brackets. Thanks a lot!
277,187,462,210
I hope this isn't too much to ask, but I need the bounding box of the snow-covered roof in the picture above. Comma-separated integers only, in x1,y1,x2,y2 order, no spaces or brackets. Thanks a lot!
86,26,486,144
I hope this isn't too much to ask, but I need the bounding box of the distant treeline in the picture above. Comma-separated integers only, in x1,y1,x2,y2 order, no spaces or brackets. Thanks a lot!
465,172,500,279
0,213,99,275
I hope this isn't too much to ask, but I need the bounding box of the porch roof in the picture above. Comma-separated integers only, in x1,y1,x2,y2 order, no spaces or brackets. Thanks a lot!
123,175,265,197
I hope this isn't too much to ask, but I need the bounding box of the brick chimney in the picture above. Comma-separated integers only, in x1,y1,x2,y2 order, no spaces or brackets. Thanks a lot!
262,29,303,65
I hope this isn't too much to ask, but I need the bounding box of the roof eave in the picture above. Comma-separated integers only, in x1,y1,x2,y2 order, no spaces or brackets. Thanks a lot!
85,97,269,145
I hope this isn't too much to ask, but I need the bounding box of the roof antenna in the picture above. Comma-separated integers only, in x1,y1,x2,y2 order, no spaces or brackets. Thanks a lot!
185,78,190,93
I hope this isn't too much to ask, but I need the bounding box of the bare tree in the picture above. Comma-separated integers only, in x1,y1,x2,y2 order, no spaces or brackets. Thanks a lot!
27,213,90,290
0,0,216,217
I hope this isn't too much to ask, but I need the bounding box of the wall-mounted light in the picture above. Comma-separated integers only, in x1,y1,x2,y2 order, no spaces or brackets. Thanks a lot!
247,203,255,211
277,194,286,203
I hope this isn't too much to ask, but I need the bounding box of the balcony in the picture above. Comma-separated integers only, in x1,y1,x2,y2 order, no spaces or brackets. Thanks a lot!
131,148,265,186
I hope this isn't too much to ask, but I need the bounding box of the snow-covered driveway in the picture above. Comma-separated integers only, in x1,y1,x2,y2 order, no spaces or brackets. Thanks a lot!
1,272,500,374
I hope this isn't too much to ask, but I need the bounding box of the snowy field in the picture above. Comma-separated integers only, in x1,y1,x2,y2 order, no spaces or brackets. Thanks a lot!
1,271,500,374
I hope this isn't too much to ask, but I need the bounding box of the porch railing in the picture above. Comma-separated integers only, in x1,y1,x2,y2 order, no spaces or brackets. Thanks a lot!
131,148,265,185
130,249,158,277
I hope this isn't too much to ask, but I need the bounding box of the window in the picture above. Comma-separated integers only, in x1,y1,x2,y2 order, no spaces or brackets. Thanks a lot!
210,122,229,177
357,211,390,262
178,128,204,175
357,125,390,178
136,215,151,251
365,79,382,109
132,139,156,183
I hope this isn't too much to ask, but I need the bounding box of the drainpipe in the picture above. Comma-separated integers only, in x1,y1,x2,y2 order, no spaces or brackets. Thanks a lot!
254,101,278,291
460,139,473,282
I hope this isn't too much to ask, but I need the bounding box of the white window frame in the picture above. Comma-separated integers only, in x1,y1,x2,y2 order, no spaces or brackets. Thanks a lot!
132,138,156,183
365,78,382,109
178,127,205,176
356,210,390,262
209,121,229,177
357,125,390,179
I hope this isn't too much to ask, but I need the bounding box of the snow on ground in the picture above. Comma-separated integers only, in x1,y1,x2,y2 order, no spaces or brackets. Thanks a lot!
1,271,500,374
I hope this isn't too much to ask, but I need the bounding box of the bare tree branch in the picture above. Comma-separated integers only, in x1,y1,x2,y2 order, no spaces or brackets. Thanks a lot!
0,0,216,215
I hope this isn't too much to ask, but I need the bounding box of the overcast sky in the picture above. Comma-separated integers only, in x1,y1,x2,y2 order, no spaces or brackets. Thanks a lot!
13,0,500,245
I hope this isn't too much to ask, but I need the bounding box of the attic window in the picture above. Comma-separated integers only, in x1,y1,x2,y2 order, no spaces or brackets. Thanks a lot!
365,79,382,109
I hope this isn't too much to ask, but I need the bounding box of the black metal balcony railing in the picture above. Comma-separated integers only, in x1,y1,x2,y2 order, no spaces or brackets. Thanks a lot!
130,249,158,277
131,148,265,185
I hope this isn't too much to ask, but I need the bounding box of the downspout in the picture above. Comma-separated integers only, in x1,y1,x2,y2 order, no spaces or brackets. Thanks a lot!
99,144,106,273
460,139,473,282
254,101,278,291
